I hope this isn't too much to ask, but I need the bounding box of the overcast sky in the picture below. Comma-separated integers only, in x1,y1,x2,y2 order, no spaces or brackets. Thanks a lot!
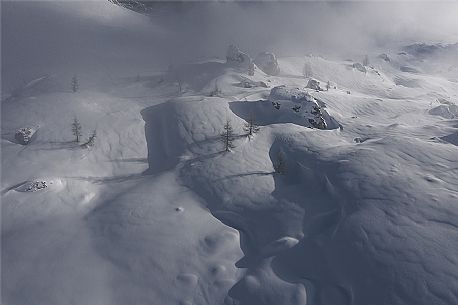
2,0,457,92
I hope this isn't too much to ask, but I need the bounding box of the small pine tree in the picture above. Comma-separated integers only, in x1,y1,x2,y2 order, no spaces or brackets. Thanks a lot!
243,113,260,137
363,55,369,66
210,83,221,97
303,62,312,78
82,130,96,148
248,62,255,76
72,117,82,142
221,119,235,152
273,151,286,174
326,80,331,91
71,75,79,93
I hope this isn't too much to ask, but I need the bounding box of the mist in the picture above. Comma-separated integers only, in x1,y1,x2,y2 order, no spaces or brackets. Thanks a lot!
2,0,457,94
145,1,458,58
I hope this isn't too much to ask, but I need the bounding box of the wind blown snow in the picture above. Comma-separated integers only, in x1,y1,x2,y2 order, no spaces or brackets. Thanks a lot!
1,1,457,305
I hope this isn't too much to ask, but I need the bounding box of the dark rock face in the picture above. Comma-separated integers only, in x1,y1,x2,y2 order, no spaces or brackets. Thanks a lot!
254,52,280,76
226,45,252,68
269,85,338,130
15,127,36,145
352,62,367,73
378,53,391,62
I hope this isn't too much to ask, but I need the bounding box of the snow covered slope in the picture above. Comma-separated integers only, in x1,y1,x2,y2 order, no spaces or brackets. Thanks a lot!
2,2,458,305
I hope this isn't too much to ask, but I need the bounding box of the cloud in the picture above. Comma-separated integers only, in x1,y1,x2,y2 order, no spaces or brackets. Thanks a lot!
141,1,458,58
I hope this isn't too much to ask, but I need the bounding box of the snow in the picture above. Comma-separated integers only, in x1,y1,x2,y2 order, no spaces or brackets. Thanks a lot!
254,52,281,76
2,1,458,305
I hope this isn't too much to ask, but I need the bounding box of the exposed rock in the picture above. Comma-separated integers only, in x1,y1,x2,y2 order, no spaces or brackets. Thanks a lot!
378,53,391,62
247,61,255,76
352,62,367,73
226,44,252,68
306,79,322,91
269,85,338,129
429,104,458,119
15,127,37,145
254,52,280,76
16,181,48,192
400,66,420,74
238,76,268,88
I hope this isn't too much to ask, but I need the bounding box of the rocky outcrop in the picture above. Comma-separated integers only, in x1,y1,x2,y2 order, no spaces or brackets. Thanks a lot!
378,53,390,62
238,76,268,88
16,181,48,192
306,79,322,91
352,62,366,73
269,85,338,129
226,45,252,68
254,52,280,76
15,127,37,145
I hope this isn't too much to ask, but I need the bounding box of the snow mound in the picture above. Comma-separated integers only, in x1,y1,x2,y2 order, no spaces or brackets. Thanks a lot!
260,236,299,257
229,86,339,130
254,52,280,76
237,76,268,88
306,79,323,91
429,104,458,119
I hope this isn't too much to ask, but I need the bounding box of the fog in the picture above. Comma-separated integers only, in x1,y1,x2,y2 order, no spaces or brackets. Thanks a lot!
144,1,458,58
2,0,457,94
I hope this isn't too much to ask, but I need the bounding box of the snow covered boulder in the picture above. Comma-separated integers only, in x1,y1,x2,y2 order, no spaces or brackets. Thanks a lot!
238,76,268,88
14,127,37,145
306,79,322,91
352,62,367,73
378,53,391,62
254,52,280,76
15,181,48,192
268,85,339,130
226,44,252,68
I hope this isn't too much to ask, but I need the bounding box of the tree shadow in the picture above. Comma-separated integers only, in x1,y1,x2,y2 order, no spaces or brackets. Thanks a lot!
69,173,145,184
29,141,81,151
109,158,148,163
214,171,273,182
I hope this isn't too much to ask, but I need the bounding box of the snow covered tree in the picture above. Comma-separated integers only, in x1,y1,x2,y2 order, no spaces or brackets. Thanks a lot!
363,55,369,66
210,83,221,97
303,62,312,78
248,61,255,76
243,113,260,137
221,119,235,152
273,151,286,174
71,75,79,93
326,80,331,91
72,117,82,142
82,130,96,148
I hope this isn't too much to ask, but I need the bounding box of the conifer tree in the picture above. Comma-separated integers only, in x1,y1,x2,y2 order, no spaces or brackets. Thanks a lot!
243,113,260,137
363,55,369,66
221,119,235,152
71,75,79,93
72,117,82,142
